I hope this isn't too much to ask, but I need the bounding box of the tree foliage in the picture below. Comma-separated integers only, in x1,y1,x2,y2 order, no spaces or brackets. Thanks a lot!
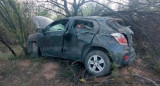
0,0,32,55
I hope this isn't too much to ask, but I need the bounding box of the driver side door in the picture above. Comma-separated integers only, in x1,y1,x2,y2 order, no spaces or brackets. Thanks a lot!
39,19,69,57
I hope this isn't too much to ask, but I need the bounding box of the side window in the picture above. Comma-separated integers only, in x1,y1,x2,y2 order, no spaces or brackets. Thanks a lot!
106,20,127,29
48,23,65,32
46,19,69,32
73,20,94,29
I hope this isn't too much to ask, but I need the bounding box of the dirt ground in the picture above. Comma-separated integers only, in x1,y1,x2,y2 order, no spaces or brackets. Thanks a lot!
0,56,159,86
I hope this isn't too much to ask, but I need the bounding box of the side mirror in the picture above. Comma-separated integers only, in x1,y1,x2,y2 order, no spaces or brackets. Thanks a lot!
127,26,131,28
36,28,43,33
42,29,45,33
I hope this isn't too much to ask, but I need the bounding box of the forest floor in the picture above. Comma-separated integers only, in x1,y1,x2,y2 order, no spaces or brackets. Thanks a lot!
0,46,160,86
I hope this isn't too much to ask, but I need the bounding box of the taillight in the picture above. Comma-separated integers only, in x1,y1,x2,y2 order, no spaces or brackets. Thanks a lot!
111,33,128,45
124,56,129,61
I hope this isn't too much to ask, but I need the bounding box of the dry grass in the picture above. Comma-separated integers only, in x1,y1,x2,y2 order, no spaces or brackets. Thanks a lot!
1,54,159,86
0,43,160,86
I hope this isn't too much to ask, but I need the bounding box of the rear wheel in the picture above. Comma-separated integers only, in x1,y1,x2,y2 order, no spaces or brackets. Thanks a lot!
85,50,110,76
31,43,39,58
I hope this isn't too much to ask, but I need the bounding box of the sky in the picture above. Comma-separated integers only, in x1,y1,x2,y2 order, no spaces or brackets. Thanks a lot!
98,0,129,10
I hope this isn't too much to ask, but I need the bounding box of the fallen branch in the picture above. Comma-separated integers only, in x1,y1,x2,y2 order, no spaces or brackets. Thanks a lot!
66,63,77,82
94,76,111,86
133,74,159,86
95,74,159,86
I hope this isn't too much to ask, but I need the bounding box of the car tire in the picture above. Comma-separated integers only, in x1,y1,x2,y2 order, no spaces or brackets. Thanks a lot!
85,50,110,76
31,43,39,58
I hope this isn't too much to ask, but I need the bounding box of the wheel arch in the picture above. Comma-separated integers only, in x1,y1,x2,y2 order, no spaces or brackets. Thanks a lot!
27,40,41,56
82,46,113,63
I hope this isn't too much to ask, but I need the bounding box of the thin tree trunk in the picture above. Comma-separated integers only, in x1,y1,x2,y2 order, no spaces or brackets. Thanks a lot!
0,36,17,57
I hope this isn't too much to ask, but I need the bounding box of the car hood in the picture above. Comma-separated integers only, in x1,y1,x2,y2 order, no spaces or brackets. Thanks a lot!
32,16,53,29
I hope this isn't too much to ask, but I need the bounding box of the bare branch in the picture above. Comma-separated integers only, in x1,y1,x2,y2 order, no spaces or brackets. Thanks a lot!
133,74,159,86
108,0,128,7
50,0,64,7
36,0,65,11
40,5,66,16
62,0,71,16
95,74,159,86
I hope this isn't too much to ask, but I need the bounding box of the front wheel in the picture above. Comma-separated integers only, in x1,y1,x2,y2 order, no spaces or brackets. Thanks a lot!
31,43,39,58
85,50,110,76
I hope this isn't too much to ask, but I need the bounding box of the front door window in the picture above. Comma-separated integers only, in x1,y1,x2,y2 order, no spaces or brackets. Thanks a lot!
48,23,65,32
45,19,69,32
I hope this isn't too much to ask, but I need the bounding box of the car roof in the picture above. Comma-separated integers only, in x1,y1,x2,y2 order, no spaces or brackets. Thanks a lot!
68,16,122,21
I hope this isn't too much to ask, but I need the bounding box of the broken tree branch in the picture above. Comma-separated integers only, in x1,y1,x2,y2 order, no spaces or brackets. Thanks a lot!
133,74,159,86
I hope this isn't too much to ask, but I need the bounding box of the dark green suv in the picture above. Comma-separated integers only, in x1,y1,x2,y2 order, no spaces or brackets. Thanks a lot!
27,16,136,76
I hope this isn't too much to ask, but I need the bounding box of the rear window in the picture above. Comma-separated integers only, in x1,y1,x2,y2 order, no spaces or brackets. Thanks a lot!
106,20,127,29
73,20,94,29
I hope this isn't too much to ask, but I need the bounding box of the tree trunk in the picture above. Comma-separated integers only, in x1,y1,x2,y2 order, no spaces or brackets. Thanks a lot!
0,36,17,57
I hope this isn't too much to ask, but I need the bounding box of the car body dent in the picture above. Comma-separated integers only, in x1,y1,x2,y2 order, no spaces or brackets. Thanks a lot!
62,19,99,60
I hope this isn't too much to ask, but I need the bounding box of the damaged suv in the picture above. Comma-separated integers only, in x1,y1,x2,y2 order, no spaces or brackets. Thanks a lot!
27,16,136,76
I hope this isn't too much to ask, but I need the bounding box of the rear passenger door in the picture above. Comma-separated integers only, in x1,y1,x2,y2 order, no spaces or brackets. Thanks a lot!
63,19,99,60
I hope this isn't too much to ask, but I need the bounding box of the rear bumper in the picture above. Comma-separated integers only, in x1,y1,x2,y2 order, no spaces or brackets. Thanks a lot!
121,47,136,65
109,45,136,66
